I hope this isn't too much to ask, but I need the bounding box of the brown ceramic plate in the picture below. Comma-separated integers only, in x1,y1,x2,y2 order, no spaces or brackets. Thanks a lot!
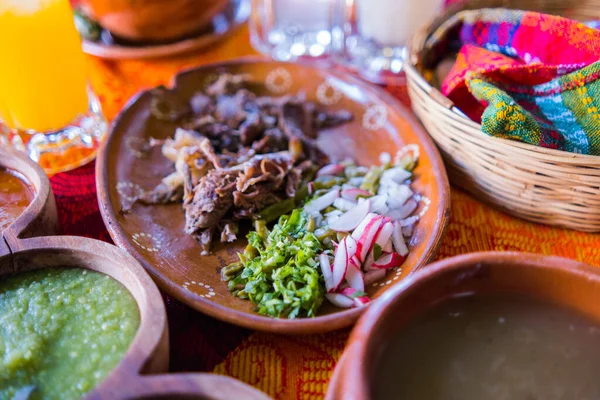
97,58,450,334
81,0,249,60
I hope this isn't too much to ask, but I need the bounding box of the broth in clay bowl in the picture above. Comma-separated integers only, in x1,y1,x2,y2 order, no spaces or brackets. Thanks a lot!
329,252,600,400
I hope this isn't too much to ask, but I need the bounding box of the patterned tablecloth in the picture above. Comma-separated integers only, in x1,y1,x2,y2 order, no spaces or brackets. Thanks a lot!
51,25,600,399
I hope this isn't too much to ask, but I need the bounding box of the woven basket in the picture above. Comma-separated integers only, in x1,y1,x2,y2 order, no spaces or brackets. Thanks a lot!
404,0,600,232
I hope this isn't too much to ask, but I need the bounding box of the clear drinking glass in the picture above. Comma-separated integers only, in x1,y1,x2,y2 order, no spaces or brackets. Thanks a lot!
333,0,443,83
0,0,107,175
249,0,337,62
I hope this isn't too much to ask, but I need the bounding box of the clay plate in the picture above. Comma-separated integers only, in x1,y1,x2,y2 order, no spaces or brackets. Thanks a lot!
81,0,250,60
97,58,450,334
328,252,600,399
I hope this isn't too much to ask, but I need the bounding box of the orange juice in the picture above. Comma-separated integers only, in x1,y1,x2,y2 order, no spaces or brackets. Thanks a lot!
0,0,89,132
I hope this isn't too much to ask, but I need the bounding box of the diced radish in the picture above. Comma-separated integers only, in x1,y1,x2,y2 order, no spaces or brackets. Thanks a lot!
340,287,359,297
329,200,371,232
399,215,419,227
349,256,361,268
338,287,370,306
386,199,418,221
376,222,394,248
402,225,413,237
331,237,348,291
325,293,355,308
333,197,357,211
384,185,414,209
392,222,409,256
304,189,339,214
341,188,372,201
354,296,371,307
364,269,386,285
381,166,412,184
319,254,334,292
351,213,378,240
308,181,315,195
317,164,345,177
345,236,358,258
348,177,364,186
345,262,365,292
357,216,385,261
382,238,393,253
372,252,405,269
370,195,389,215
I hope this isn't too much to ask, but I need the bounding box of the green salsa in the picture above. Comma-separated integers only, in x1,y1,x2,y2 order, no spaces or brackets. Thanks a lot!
0,268,140,400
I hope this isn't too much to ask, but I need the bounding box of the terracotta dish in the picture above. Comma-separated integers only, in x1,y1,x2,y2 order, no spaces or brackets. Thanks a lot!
328,252,600,399
0,146,59,242
81,0,249,60
97,58,450,334
80,0,229,42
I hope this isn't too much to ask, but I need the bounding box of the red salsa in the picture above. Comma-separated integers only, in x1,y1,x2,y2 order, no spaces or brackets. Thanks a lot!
0,168,33,231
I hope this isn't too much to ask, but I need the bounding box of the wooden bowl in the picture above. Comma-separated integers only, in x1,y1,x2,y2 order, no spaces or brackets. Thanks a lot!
96,58,450,334
0,146,59,244
329,252,600,399
2,235,170,392
81,0,229,42
2,237,269,399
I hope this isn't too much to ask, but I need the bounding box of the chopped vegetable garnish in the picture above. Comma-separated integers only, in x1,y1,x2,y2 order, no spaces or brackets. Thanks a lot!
224,145,424,318
225,209,326,318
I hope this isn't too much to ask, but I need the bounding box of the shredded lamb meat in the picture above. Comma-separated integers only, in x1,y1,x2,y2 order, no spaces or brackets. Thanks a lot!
134,74,352,254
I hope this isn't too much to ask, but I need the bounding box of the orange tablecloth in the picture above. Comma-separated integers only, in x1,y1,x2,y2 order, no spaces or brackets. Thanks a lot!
85,26,600,399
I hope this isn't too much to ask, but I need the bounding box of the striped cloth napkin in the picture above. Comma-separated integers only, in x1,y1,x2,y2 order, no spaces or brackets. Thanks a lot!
429,9,600,155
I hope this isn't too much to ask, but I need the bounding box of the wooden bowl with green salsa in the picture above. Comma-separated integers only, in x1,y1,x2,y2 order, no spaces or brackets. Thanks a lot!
0,149,269,399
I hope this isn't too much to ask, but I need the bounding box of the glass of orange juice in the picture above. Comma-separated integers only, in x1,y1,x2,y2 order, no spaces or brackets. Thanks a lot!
0,0,106,175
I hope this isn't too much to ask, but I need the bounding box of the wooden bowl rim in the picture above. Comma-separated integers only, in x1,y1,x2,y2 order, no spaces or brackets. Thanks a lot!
0,146,53,241
96,57,450,334
336,251,600,399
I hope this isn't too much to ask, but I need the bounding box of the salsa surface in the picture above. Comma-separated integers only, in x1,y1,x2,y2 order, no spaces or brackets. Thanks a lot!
0,267,140,400
0,168,32,231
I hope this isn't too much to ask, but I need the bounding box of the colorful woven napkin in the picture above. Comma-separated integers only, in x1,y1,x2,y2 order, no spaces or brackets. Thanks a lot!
429,9,600,155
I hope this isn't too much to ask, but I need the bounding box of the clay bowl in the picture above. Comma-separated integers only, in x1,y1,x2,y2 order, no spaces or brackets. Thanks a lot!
328,252,600,399
97,58,450,334
81,0,229,43
80,0,250,60
2,236,269,399
0,146,59,243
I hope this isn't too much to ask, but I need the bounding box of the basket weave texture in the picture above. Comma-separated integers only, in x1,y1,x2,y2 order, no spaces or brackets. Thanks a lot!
405,0,600,232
